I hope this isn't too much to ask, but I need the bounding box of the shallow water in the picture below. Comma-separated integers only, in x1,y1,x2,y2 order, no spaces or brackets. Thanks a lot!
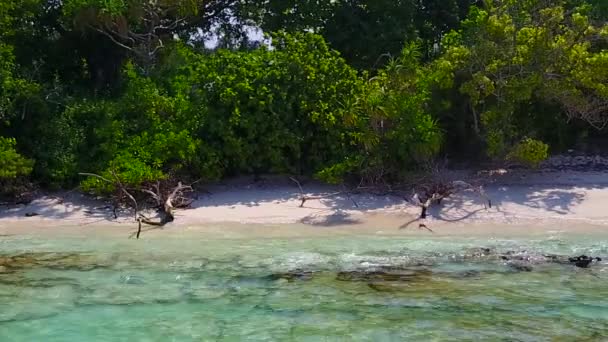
1,229,608,341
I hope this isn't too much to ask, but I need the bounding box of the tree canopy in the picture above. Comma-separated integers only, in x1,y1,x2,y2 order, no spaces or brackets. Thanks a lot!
0,0,606,195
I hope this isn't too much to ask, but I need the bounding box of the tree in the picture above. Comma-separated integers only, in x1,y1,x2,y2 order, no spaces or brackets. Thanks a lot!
63,0,246,68
253,0,477,69
436,0,608,159
317,42,443,184
157,32,365,177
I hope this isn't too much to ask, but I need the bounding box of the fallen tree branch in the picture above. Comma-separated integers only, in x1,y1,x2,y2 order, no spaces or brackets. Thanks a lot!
289,177,359,208
79,173,195,239
136,181,193,227
407,180,492,220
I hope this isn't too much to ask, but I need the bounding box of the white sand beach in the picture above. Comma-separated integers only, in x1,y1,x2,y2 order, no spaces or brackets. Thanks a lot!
1,170,608,237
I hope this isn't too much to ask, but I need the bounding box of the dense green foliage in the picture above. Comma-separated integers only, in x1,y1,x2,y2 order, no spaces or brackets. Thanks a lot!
0,0,606,193
507,138,550,168
436,0,608,159
256,0,478,68
0,137,33,179
318,42,444,184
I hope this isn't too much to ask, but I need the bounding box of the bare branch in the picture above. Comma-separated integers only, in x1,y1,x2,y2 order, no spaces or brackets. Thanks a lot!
91,26,136,53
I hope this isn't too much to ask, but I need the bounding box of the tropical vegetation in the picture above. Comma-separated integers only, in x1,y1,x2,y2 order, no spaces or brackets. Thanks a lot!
0,0,606,196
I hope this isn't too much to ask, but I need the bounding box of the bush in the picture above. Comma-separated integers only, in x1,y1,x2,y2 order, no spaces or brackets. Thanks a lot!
0,137,33,179
507,138,549,168
317,42,443,184
162,33,365,177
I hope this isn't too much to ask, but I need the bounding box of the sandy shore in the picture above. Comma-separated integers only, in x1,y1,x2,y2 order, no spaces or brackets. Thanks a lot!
2,170,608,237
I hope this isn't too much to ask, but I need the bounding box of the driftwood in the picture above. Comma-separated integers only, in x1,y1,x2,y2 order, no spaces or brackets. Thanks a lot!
410,180,491,218
400,179,492,231
139,181,193,226
290,174,491,233
78,173,194,239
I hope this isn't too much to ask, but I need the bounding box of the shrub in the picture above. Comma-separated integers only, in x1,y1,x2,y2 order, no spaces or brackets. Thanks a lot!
0,137,33,179
507,138,549,168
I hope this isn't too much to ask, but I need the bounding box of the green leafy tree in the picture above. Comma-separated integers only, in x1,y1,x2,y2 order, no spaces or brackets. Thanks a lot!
253,0,477,69
160,32,365,177
63,0,245,67
80,62,202,192
318,42,443,184
436,0,608,159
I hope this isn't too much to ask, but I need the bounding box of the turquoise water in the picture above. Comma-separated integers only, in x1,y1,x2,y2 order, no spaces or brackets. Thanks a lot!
1,230,608,341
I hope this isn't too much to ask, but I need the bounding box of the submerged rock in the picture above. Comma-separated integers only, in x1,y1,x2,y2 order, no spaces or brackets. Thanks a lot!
266,270,314,282
506,262,533,272
454,270,482,278
367,282,413,292
336,267,431,282
464,248,494,258
498,251,604,270
336,267,433,292
0,252,111,272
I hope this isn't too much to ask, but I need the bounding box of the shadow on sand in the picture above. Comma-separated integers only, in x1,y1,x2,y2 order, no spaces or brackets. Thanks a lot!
1,180,605,230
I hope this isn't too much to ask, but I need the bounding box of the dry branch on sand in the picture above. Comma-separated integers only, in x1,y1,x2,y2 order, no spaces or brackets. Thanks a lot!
399,179,492,231
78,173,195,239
289,174,492,232
409,180,491,219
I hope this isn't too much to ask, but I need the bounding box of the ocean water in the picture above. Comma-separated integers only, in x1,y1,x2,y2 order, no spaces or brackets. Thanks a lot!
1,229,608,341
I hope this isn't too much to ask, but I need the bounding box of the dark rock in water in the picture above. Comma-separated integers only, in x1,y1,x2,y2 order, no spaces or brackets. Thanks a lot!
568,255,602,268
25,212,39,217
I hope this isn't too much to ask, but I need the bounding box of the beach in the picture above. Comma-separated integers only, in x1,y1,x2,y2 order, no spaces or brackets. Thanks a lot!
1,170,608,237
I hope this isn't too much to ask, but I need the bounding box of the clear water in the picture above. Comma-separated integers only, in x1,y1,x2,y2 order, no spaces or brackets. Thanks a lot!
1,229,608,341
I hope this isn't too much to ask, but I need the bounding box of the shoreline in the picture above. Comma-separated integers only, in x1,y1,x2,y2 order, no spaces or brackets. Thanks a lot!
1,170,608,238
